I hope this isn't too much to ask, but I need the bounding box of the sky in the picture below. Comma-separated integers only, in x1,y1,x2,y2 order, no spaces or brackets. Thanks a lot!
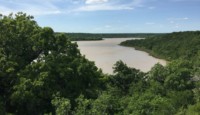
0,0,200,33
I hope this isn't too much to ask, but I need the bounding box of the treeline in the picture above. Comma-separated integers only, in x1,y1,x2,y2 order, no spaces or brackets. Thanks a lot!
55,33,103,41
120,31,200,61
1,13,200,115
56,32,164,41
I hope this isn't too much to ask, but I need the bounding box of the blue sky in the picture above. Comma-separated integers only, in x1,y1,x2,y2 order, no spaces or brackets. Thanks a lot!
0,0,200,33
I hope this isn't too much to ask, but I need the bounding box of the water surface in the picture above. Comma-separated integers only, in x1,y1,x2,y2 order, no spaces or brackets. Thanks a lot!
76,38,166,74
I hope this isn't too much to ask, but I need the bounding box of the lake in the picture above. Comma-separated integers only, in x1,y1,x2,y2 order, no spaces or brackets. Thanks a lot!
76,38,166,74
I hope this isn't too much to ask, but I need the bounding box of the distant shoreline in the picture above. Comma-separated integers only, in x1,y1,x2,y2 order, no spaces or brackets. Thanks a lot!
120,44,168,63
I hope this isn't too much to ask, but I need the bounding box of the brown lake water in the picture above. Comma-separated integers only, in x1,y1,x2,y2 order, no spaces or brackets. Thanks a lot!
76,38,166,74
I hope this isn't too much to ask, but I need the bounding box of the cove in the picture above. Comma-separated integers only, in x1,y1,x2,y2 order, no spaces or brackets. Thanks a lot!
76,38,166,74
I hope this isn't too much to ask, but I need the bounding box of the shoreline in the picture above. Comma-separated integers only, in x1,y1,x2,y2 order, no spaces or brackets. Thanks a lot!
120,44,169,63
77,38,167,73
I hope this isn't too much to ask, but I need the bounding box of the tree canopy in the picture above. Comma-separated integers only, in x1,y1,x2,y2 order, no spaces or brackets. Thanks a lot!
120,31,200,61
0,12,103,114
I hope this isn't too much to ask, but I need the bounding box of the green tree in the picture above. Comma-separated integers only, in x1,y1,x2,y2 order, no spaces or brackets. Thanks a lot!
164,60,194,91
0,12,103,114
74,95,92,115
51,94,71,115
90,92,121,115
0,12,44,113
149,63,167,84
110,60,144,94
185,102,200,115
124,92,174,115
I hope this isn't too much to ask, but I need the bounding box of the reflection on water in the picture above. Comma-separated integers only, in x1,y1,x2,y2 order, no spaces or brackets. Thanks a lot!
76,38,166,74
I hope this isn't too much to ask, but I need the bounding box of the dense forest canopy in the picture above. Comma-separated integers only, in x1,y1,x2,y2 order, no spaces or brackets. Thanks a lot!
120,31,200,61
1,12,200,115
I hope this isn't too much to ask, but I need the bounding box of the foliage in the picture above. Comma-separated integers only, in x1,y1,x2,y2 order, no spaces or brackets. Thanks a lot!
110,60,144,94
124,92,174,115
51,94,71,115
74,95,92,115
120,31,200,61
0,12,102,114
119,31,200,114
185,102,200,115
58,32,164,41
1,12,199,115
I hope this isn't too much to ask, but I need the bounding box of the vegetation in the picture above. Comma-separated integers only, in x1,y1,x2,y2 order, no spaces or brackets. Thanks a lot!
120,31,200,61
0,13,103,114
55,33,103,41
58,32,164,41
1,12,200,114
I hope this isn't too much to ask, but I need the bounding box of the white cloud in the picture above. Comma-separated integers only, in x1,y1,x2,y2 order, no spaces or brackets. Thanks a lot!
76,4,133,11
0,0,145,15
76,0,143,11
167,17,189,29
0,0,62,15
171,0,200,2
183,17,189,20
0,6,13,15
167,17,189,25
167,17,189,22
85,0,109,4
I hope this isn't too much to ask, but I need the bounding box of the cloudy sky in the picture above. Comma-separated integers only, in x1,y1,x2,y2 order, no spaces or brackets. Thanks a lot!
0,0,200,33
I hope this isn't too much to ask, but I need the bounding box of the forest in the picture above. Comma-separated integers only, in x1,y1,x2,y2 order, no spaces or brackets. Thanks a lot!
0,13,200,115
56,32,164,41
120,31,200,61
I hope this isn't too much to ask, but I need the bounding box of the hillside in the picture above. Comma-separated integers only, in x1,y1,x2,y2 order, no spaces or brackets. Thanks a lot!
120,31,200,61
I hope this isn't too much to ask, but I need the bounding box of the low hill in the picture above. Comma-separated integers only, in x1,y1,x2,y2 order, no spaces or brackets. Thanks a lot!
120,31,200,61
